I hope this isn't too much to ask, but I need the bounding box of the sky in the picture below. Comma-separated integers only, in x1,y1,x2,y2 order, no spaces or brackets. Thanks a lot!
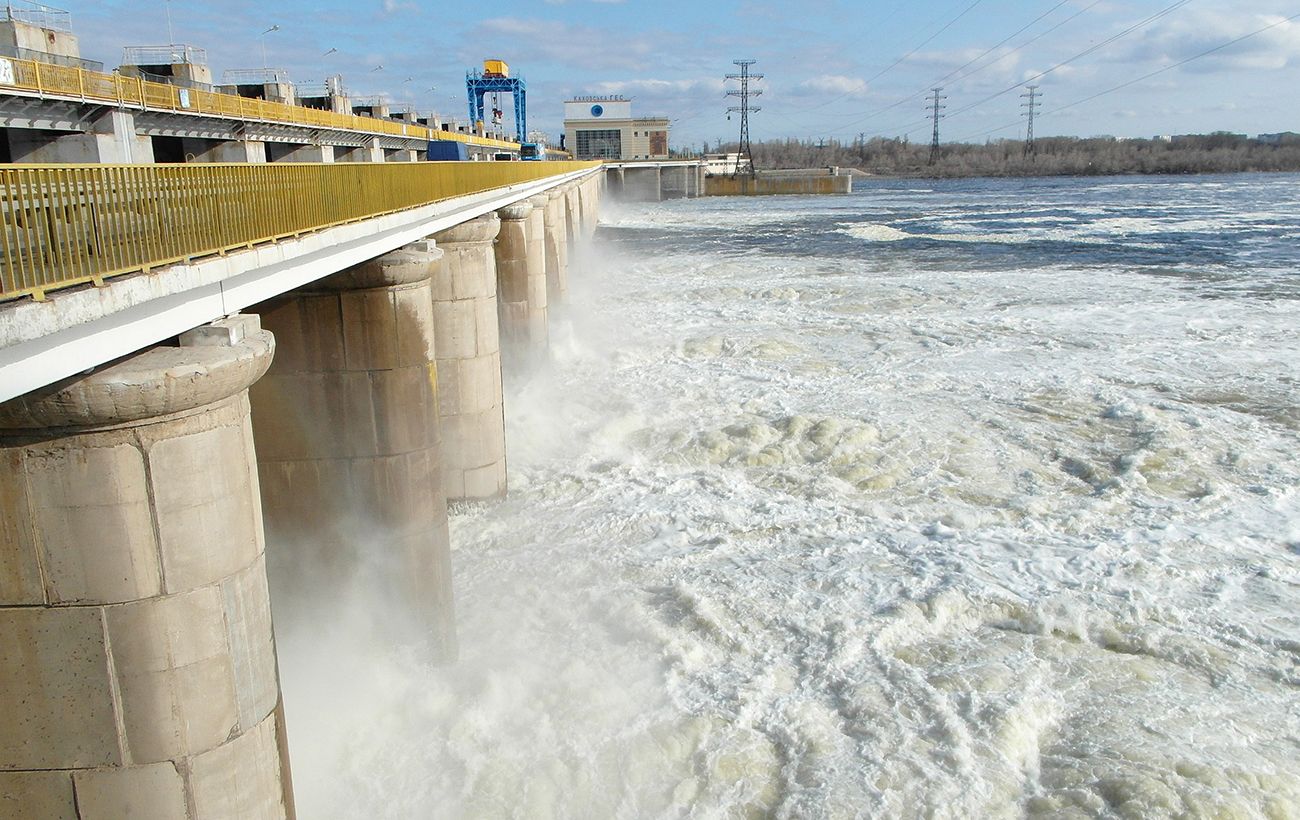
66,0,1300,149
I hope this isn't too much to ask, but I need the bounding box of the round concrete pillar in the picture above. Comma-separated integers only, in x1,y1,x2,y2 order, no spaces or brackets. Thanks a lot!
0,320,294,819
563,184,579,247
579,175,600,237
494,200,542,358
590,173,602,233
248,245,456,660
431,214,508,502
543,187,570,302
525,194,551,345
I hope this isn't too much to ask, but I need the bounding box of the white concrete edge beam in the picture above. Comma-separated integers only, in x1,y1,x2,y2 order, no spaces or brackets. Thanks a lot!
0,168,599,403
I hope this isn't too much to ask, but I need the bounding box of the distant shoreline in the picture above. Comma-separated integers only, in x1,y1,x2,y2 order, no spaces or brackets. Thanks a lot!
737,133,1300,180
834,166,1300,180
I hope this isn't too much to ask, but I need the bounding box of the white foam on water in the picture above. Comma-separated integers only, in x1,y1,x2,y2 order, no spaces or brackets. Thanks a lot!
281,178,1300,818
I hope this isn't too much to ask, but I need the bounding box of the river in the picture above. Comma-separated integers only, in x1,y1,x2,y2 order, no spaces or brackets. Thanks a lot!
282,173,1300,819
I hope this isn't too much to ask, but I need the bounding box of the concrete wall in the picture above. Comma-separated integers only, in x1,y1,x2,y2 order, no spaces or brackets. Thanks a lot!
704,170,853,196
0,19,81,59
0,317,293,819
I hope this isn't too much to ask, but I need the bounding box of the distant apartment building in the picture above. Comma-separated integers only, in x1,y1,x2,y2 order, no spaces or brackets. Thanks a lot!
563,96,669,160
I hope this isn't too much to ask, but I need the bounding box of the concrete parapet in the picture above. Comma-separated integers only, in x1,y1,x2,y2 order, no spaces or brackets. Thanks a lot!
248,246,456,659
0,319,293,819
431,215,507,502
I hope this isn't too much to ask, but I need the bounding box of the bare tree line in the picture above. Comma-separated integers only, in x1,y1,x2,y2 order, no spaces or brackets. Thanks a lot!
695,133,1300,177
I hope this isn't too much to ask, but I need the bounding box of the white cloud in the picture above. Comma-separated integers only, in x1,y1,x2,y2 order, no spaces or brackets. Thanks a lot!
795,75,871,99
1118,9,1300,72
468,18,666,71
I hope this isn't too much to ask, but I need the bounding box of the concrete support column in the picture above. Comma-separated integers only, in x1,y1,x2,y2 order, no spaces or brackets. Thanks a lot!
388,148,419,162
336,140,385,163
248,246,455,659
0,317,293,819
493,201,542,357
605,166,625,201
563,185,581,247
581,173,603,235
7,109,154,163
575,181,591,239
206,139,267,162
663,166,690,199
267,143,335,162
524,194,550,344
623,167,662,203
543,187,570,303
431,214,507,501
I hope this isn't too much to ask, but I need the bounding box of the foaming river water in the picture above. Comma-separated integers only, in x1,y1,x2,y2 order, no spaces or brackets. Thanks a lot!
282,174,1300,818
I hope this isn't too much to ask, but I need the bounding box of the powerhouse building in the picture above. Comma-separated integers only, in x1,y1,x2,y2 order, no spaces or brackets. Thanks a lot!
563,96,669,160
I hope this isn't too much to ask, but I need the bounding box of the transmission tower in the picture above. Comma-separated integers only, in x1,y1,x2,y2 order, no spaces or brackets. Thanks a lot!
725,59,763,176
1021,85,1041,156
927,88,946,165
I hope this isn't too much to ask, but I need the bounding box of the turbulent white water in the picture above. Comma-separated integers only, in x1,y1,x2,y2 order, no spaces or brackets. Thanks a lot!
281,174,1300,819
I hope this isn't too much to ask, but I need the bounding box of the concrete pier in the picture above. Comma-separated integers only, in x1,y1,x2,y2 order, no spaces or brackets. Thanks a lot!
580,175,604,235
563,185,580,247
248,247,456,659
543,187,570,302
494,201,540,358
662,165,692,199
0,318,293,819
525,195,551,344
622,166,662,202
7,109,154,163
431,215,508,502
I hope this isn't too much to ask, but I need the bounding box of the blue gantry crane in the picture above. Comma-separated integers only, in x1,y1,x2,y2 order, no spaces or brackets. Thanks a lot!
466,59,527,144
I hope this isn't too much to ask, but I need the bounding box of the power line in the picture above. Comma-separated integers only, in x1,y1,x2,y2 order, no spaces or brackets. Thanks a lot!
836,0,1197,142
942,0,1196,122
818,0,1110,136
783,0,986,115
955,10,1300,143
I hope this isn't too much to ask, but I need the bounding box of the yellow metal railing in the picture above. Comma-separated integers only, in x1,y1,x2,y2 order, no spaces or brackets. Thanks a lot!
0,161,599,301
0,55,519,151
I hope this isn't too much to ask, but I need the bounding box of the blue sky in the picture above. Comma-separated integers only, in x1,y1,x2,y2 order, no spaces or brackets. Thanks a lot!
70,0,1300,148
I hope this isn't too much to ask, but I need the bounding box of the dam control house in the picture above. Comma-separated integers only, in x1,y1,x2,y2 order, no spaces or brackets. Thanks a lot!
562,96,669,161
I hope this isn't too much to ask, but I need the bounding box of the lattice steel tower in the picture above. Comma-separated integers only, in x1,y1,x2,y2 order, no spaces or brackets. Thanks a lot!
725,59,763,176
1021,85,1041,156
927,87,946,165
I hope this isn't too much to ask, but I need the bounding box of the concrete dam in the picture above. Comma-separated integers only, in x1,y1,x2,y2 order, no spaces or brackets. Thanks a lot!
0,157,610,817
